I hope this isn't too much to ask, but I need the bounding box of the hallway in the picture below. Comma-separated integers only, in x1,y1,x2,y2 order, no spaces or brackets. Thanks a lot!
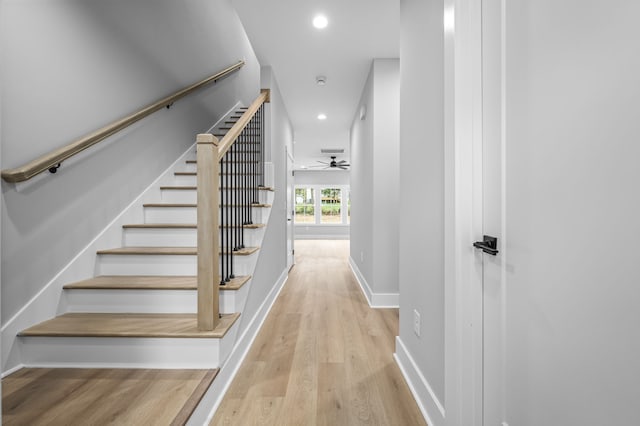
211,240,425,425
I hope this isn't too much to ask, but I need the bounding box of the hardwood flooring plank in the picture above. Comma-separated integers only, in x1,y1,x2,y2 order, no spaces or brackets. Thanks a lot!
316,362,349,426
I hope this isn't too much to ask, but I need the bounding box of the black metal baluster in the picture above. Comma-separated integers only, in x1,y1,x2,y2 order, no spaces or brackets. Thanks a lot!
258,104,264,187
219,156,226,285
240,129,246,248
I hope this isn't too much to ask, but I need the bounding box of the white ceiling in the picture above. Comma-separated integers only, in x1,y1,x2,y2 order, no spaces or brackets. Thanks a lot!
232,0,399,170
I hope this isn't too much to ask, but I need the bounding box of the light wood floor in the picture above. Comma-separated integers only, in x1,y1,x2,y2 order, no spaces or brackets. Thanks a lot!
2,368,217,425
211,240,427,426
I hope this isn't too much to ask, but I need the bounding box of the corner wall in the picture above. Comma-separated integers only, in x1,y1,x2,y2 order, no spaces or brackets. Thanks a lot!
349,59,400,306
396,0,445,423
0,0,260,326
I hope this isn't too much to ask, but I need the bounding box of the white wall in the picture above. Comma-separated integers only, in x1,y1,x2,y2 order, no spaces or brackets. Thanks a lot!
350,68,374,288
236,67,292,332
372,60,400,295
0,0,260,325
350,59,400,304
397,0,445,416
294,170,349,186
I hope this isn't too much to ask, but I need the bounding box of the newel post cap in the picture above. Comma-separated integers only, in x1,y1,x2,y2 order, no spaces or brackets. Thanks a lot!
196,134,219,145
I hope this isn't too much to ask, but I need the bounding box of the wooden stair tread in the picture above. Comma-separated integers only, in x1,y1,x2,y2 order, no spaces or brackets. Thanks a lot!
160,186,275,191
97,247,197,255
175,172,262,176
143,203,272,208
186,160,260,164
63,275,251,291
19,312,240,338
97,246,259,256
122,223,266,229
144,203,197,207
123,223,197,229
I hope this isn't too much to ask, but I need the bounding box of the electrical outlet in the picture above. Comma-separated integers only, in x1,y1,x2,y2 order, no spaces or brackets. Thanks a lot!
413,309,421,337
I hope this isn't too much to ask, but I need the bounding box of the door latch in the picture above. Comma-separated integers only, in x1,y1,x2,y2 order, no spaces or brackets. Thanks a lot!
473,235,499,255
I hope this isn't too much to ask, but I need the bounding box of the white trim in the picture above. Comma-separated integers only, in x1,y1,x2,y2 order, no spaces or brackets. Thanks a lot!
187,268,289,425
395,336,445,426
1,364,24,379
348,257,399,308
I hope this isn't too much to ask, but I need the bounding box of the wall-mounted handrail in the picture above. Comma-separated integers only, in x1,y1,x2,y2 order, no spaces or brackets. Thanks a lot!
1,60,245,183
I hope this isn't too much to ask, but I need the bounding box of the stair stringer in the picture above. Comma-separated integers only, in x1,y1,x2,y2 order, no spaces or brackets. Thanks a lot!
1,104,242,376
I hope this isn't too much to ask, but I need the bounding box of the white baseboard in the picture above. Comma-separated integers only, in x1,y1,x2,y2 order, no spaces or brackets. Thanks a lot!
348,257,399,308
186,268,289,425
394,336,445,426
1,363,25,379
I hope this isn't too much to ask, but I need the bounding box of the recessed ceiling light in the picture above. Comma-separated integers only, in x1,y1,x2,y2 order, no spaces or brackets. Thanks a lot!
316,75,327,86
313,15,328,29
317,113,327,120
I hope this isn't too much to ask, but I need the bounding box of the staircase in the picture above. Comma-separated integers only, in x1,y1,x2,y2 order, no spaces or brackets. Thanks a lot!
15,101,274,372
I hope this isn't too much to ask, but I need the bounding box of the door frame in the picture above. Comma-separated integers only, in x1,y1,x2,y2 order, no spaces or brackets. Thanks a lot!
443,0,502,424
285,146,295,269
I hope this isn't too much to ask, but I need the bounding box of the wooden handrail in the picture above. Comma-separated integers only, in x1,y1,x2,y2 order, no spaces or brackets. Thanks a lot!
217,89,270,161
1,60,245,183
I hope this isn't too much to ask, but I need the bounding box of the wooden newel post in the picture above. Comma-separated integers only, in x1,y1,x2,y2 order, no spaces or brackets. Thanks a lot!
196,133,220,330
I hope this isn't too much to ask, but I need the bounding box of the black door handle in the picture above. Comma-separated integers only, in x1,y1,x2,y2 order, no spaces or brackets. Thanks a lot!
473,235,499,255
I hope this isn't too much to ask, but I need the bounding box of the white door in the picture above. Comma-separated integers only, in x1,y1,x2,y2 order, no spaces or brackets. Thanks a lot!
478,0,640,425
286,147,295,268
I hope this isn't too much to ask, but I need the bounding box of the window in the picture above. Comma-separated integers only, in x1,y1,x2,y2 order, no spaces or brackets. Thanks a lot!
294,185,350,226
321,188,342,224
295,187,315,223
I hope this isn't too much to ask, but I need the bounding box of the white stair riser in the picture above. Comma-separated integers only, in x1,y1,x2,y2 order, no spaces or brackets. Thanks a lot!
173,175,197,186
124,228,196,247
124,227,265,248
19,330,237,369
161,189,272,204
97,253,257,276
63,287,246,315
144,207,270,225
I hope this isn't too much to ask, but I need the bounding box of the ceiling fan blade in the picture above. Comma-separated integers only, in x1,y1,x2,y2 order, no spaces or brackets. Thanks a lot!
337,165,349,170
336,160,348,164
316,160,330,165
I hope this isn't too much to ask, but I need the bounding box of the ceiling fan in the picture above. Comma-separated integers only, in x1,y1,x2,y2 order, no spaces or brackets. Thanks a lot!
310,156,350,170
